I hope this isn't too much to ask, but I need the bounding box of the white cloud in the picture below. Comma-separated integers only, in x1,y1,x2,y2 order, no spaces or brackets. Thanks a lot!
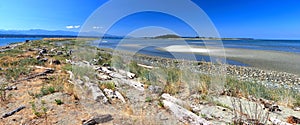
66,25,80,29
92,26,103,29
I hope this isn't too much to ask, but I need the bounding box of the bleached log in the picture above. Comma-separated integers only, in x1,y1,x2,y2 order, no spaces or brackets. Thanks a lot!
86,82,108,103
97,74,111,80
109,72,126,79
162,100,211,125
103,89,126,103
99,67,113,74
17,68,54,82
118,69,135,79
115,79,144,91
2,106,26,118
269,117,292,125
161,93,185,107
137,64,155,69
115,91,126,103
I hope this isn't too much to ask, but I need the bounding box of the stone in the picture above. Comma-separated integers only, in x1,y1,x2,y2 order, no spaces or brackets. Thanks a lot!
36,55,41,60
148,85,162,93
56,51,63,55
52,60,61,65
41,58,48,62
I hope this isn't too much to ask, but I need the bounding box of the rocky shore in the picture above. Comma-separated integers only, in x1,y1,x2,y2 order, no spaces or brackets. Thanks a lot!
0,39,299,125
111,50,300,91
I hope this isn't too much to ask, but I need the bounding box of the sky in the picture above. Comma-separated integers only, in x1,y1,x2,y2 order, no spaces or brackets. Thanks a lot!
0,0,300,39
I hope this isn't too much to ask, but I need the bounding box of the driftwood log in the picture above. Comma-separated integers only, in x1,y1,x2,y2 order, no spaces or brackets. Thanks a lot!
83,114,113,125
2,106,26,118
114,79,144,91
162,100,211,125
103,88,126,103
269,117,292,125
17,68,54,82
287,116,300,124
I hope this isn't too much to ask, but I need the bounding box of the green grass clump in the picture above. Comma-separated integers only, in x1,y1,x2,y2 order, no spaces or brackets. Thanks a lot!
145,97,152,102
0,49,23,58
96,51,112,66
32,86,57,98
5,67,32,81
99,81,116,90
72,65,95,79
55,99,64,105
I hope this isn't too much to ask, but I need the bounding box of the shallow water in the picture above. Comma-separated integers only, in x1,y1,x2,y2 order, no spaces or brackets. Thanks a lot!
0,38,42,46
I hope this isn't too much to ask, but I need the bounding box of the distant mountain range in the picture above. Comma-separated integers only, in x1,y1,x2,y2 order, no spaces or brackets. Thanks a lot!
0,29,122,38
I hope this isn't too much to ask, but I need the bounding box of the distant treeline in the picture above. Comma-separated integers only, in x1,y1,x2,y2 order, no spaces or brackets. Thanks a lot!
0,34,125,39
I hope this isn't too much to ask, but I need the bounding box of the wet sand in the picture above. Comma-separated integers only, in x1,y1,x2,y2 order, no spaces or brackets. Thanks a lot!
158,45,300,75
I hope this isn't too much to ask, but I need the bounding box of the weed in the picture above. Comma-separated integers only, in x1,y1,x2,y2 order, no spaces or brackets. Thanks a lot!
99,81,116,90
0,79,8,102
5,67,32,81
72,65,95,80
34,86,57,98
157,101,164,108
55,99,64,105
145,97,152,102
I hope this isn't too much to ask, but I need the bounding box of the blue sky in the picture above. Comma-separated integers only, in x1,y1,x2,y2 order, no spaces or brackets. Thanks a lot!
0,0,300,39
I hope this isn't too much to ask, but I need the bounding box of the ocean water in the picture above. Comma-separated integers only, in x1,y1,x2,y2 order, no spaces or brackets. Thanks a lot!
1,38,299,66
93,39,300,65
96,39,300,53
0,38,42,46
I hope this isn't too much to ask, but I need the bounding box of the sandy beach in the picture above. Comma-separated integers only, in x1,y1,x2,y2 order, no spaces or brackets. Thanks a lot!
158,45,300,75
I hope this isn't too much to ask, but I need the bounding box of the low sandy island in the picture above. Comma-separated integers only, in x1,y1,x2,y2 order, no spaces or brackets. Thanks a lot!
158,45,300,75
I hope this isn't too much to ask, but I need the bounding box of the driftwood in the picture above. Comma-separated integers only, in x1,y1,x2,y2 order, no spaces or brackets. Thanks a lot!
287,116,300,124
17,68,54,82
161,93,185,107
2,106,26,118
96,73,111,80
114,79,144,91
103,88,126,103
269,117,292,125
86,82,108,103
83,114,113,125
118,69,135,79
162,100,211,125
137,63,156,69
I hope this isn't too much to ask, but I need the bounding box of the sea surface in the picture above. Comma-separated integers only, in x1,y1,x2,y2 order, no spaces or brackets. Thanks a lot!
1,38,300,66
91,39,300,65
0,38,42,46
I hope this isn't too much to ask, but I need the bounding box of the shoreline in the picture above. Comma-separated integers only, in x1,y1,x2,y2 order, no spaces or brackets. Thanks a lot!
157,45,300,75
99,48,300,89
1,39,299,124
